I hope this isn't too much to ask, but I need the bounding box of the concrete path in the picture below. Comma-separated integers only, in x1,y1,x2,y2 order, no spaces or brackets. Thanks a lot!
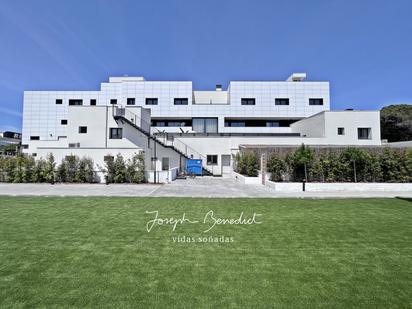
0,178,411,198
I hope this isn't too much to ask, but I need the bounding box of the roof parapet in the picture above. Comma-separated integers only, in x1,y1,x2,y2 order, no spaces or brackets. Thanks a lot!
287,73,306,82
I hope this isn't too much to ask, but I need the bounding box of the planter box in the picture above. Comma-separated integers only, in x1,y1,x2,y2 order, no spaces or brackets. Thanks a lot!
266,181,412,192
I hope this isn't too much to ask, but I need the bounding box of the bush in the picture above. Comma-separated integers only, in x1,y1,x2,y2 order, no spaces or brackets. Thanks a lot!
267,153,286,181
126,153,146,183
234,151,259,177
253,146,412,183
105,153,146,183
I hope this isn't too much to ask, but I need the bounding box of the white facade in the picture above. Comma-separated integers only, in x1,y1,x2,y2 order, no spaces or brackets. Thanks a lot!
22,74,381,181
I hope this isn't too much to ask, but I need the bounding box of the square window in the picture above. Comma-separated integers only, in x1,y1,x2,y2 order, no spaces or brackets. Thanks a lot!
174,98,188,105
358,128,371,140
78,126,87,134
56,99,63,104
110,99,117,105
104,155,114,162
90,99,96,105
127,98,135,105
275,98,289,105
61,119,68,125
241,98,256,105
146,98,158,105
309,98,323,105
207,155,218,165
69,99,83,106
337,127,345,135
109,128,123,139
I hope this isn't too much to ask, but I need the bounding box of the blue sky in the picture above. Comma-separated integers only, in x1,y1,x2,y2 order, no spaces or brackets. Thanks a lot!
0,0,411,132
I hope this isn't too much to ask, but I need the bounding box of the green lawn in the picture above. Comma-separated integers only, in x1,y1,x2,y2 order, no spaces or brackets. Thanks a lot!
0,197,411,308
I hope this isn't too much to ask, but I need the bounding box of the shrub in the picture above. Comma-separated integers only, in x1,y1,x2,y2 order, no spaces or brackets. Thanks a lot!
267,153,286,181
234,151,259,177
126,152,146,183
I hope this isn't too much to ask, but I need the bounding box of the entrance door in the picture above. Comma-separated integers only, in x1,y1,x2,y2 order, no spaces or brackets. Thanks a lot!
221,155,231,174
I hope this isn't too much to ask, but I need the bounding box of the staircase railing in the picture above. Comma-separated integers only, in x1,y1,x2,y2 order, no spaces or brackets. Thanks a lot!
113,106,214,174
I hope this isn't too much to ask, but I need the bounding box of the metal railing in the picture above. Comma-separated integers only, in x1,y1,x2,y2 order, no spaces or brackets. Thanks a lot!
113,106,214,174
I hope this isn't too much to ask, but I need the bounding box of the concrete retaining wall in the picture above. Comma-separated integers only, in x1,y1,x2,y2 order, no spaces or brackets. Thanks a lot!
266,181,412,192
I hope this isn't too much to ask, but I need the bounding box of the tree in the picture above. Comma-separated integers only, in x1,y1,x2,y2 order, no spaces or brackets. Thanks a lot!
126,152,146,183
381,104,412,142
292,144,314,181
76,157,95,183
267,153,286,181
44,153,56,183
112,154,127,183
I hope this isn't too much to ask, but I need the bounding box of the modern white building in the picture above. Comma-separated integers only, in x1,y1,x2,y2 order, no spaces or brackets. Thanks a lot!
22,73,381,182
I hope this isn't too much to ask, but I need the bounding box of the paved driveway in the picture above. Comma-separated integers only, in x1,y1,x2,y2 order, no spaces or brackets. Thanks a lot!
0,178,410,198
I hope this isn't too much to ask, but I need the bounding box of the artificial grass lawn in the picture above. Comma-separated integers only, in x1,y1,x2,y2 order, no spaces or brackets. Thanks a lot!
0,197,411,308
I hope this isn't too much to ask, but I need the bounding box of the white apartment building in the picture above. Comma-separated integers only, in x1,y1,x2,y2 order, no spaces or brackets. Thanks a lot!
22,73,381,182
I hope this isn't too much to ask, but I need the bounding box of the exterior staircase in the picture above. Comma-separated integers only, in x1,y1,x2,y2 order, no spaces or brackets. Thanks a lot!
113,107,214,176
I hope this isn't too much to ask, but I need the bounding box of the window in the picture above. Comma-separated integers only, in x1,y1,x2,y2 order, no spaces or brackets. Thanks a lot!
337,127,345,135
68,143,80,148
309,98,323,105
174,98,188,105
90,99,96,105
207,155,218,165
275,98,289,105
241,98,256,105
109,128,123,139
56,99,63,104
110,99,117,105
358,128,371,140
69,99,83,106
30,136,40,140
22,144,29,149
162,157,170,171
32,153,37,157
192,118,218,133
266,121,280,127
127,98,135,105
61,119,68,125
104,155,114,162
78,126,87,134
224,121,245,127
146,98,158,105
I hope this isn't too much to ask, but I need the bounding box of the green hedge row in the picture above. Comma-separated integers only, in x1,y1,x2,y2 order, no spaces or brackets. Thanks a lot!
235,146,412,182
0,153,146,183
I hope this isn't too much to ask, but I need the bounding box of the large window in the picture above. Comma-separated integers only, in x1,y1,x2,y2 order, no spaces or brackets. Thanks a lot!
109,128,123,139
309,98,323,105
174,98,188,105
358,128,371,140
207,155,218,165
241,98,256,105
69,99,83,106
192,118,218,133
146,98,158,105
78,126,87,134
275,98,289,105
127,98,135,105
